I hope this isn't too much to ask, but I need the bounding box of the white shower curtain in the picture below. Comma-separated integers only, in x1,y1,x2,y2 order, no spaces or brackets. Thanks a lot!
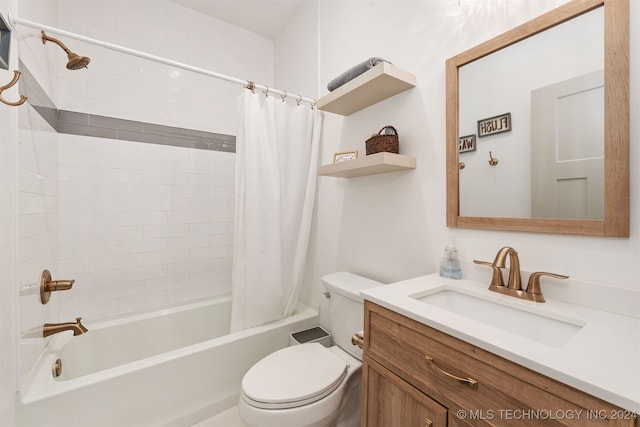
230,90,322,332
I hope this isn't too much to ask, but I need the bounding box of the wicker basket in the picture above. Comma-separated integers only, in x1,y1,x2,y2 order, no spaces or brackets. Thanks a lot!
365,125,399,155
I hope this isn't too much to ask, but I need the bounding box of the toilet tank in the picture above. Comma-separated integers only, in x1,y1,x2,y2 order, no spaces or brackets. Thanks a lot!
322,272,383,360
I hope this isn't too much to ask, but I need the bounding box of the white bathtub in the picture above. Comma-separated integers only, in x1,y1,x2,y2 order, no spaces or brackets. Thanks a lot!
16,295,319,427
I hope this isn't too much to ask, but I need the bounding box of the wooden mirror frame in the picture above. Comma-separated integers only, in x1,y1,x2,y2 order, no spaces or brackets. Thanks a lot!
446,0,629,237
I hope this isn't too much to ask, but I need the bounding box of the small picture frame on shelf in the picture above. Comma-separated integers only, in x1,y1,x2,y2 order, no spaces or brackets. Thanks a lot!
333,150,358,163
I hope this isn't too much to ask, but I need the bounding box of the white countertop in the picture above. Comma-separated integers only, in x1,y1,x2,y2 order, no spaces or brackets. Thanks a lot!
361,274,640,412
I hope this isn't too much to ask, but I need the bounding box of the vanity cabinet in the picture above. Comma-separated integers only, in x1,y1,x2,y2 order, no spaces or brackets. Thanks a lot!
362,301,637,427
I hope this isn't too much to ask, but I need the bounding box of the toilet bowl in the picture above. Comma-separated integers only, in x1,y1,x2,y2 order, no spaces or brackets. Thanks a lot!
238,272,382,427
238,344,361,427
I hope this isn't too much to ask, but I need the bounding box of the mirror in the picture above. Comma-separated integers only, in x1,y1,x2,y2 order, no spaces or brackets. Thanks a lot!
446,0,628,236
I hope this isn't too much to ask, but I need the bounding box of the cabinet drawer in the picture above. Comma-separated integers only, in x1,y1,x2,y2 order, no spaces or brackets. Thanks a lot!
363,355,447,427
364,301,635,427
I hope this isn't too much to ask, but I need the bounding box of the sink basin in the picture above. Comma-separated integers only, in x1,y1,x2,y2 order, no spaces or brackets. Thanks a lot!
413,289,584,348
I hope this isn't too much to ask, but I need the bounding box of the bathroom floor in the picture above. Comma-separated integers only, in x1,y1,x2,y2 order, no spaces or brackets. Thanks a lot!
191,406,246,427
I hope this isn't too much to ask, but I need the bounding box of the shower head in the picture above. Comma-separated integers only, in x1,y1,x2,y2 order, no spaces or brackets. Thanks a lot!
41,31,90,70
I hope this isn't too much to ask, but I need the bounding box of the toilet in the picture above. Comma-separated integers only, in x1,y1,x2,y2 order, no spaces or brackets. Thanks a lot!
238,272,383,427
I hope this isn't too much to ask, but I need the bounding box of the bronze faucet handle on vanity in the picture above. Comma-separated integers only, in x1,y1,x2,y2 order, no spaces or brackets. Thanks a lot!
473,260,505,288
525,272,569,303
40,269,75,304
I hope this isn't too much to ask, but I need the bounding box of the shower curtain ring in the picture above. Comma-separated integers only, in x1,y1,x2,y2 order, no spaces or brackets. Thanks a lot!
311,99,317,109
281,90,287,103
296,95,302,106
244,81,255,92
263,86,269,97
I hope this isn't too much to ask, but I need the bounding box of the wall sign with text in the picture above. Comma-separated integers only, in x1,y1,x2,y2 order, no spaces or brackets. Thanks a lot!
458,134,476,153
477,113,511,137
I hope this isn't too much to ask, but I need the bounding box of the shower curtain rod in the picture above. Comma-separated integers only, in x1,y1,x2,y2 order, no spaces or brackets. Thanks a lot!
10,15,317,106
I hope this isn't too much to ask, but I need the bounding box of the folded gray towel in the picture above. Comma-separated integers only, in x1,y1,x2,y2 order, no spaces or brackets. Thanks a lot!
327,57,390,92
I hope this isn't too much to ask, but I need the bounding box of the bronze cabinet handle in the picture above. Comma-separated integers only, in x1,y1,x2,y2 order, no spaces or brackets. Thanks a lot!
425,355,478,390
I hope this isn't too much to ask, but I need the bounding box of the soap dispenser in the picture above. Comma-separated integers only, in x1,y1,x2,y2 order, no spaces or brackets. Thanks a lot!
439,234,462,279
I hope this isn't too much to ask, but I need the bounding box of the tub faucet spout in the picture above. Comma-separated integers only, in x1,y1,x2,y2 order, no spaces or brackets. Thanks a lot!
43,317,88,337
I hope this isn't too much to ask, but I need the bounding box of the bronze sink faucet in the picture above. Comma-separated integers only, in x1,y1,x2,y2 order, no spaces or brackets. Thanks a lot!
474,246,568,302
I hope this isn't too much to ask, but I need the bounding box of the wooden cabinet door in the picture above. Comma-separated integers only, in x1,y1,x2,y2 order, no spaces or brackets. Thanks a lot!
362,355,447,427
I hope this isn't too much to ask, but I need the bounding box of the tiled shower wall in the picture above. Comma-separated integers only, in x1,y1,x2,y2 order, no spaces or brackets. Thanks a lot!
16,0,276,387
56,133,234,319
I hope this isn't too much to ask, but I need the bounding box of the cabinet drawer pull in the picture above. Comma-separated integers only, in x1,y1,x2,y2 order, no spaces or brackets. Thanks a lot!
424,418,433,427
425,355,478,390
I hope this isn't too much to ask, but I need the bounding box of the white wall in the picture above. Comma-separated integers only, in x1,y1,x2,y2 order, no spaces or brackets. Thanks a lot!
273,2,323,306
307,0,639,307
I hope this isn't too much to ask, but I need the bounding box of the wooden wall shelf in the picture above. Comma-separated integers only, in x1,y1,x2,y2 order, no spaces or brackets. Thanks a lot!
317,63,416,116
318,152,416,178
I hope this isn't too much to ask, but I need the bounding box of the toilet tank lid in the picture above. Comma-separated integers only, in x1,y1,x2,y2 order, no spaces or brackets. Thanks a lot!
321,272,383,301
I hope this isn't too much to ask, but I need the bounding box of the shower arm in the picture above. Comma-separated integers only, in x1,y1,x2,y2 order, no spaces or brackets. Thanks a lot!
9,14,317,106
41,31,72,55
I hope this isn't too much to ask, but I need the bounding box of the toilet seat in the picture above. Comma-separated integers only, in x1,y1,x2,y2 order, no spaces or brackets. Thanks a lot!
241,343,348,410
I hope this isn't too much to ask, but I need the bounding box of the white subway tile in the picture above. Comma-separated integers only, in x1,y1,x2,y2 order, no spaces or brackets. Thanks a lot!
88,225,144,242
168,210,210,224
168,259,214,277
58,226,89,244
18,213,57,240
190,246,232,261
58,148,98,167
89,253,144,272
138,197,171,212
211,233,234,247
209,210,234,223
59,165,90,182
167,235,210,250
167,198,189,211
147,274,190,292
130,183,168,198
190,222,233,236
170,159,195,173
188,198,231,211
118,238,168,254
169,284,211,303
58,257,89,276
117,289,170,313
117,211,167,226
168,185,209,199
143,224,189,239
209,186,234,198
83,280,147,302
58,298,119,321
18,193,57,215
94,168,144,184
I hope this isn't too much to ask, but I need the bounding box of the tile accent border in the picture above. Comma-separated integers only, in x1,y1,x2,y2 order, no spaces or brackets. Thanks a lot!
56,110,236,152
19,61,236,153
